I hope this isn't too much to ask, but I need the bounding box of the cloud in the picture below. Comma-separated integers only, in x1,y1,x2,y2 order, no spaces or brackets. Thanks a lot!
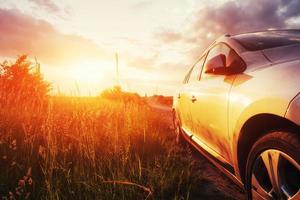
192,0,286,36
196,0,300,41
132,0,152,10
29,0,61,14
154,30,183,44
281,0,300,18
127,54,158,71
158,0,300,60
0,8,108,65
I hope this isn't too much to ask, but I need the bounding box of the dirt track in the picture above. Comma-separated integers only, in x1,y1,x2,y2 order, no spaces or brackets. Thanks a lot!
148,101,247,200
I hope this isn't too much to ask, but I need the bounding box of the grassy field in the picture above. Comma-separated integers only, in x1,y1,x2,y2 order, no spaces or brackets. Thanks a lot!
0,96,202,200
0,56,245,200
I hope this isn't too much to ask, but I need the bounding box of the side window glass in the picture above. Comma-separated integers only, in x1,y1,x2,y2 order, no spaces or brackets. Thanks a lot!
188,56,206,83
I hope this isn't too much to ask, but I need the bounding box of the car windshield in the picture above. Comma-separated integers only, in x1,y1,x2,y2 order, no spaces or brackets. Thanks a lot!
233,30,300,51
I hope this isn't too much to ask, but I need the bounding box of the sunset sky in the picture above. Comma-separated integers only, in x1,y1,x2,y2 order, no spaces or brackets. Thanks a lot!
0,0,300,96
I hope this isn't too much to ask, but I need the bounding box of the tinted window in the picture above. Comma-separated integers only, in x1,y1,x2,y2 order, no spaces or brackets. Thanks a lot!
234,30,300,51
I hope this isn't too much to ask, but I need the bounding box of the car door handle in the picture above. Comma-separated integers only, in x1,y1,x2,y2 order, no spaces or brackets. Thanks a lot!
191,96,197,103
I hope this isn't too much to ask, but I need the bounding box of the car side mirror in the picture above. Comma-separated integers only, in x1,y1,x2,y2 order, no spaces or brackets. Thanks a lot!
205,54,226,74
205,54,246,75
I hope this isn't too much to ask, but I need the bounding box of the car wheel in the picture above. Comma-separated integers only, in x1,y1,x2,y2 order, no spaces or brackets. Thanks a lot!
246,131,300,200
173,111,184,144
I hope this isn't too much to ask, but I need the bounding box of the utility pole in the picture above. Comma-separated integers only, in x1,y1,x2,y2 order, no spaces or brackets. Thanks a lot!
34,57,41,75
115,53,120,86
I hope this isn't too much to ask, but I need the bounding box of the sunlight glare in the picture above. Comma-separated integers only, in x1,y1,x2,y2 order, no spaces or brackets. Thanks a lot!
70,60,108,84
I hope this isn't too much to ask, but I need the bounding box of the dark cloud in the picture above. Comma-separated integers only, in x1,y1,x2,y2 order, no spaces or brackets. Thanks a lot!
281,0,300,18
0,8,108,65
192,0,290,36
156,0,300,45
183,0,300,59
29,0,61,14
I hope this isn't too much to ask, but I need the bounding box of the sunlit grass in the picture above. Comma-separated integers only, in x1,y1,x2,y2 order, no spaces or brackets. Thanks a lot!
0,95,200,199
0,56,238,200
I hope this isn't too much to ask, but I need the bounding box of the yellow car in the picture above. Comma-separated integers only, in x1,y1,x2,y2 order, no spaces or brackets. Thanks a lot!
173,30,300,200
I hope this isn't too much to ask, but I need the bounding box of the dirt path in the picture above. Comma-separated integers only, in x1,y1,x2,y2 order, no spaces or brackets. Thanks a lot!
148,101,247,200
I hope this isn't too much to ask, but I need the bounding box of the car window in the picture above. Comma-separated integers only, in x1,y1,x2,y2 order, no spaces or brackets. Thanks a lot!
233,30,300,51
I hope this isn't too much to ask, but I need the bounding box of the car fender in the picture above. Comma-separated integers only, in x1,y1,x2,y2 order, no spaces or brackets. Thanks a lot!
230,97,291,180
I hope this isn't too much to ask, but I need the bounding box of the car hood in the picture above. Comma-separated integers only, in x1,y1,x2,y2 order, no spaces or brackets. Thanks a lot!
263,44,300,64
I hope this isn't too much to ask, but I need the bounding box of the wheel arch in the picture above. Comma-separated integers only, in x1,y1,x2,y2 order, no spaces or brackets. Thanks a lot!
236,113,299,184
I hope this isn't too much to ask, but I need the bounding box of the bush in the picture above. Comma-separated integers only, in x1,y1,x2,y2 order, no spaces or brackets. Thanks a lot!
0,55,50,109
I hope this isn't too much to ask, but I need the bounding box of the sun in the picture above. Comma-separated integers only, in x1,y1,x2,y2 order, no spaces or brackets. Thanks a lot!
44,59,115,96
70,60,107,84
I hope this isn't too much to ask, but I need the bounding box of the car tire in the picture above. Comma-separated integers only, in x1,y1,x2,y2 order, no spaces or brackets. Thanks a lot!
245,131,300,200
173,110,184,144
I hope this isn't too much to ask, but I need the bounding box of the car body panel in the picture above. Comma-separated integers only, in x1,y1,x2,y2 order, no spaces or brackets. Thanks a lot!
178,84,194,131
187,75,236,163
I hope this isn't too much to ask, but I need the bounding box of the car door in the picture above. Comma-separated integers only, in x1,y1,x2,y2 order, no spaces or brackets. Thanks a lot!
188,43,240,163
178,54,207,134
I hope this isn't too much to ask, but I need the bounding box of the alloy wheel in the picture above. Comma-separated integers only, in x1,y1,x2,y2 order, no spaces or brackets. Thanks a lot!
251,149,300,199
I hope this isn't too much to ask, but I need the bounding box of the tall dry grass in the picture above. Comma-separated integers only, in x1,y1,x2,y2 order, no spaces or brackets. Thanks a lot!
0,56,200,200
0,96,199,200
